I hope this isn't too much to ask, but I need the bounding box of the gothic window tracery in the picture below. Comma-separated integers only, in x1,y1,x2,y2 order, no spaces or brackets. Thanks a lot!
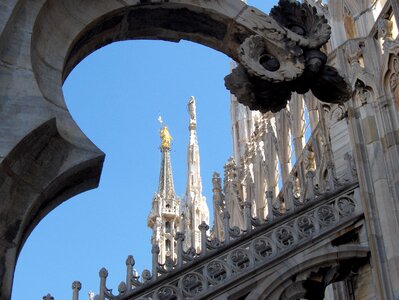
355,81,373,107
165,222,171,234
166,239,171,252
388,56,399,109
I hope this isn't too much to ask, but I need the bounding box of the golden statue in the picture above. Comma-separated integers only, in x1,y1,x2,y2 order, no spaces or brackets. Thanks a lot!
160,126,172,149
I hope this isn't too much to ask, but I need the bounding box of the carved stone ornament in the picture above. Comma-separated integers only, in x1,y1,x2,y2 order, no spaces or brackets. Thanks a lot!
389,57,399,93
225,0,352,113
357,87,371,106
274,226,296,248
155,285,179,300
72,281,82,290
229,249,251,270
180,272,204,297
251,237,275,259
239,34,305,82
336,196,356,216
378,17,393,42
142,269,152,281
205,260,229,284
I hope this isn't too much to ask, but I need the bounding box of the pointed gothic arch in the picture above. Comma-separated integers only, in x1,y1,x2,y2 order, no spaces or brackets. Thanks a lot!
382,47,399,109
246,245,369,300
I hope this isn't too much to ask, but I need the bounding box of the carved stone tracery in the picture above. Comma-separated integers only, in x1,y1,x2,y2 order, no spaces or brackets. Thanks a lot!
225,0,352,113
389,56,399,108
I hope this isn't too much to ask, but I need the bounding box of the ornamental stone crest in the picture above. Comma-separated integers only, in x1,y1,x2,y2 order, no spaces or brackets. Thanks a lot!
225,0,352,113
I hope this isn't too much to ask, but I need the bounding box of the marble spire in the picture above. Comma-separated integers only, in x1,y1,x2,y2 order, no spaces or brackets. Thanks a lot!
157,126,175,199
148,123,180,264
182,96,209,252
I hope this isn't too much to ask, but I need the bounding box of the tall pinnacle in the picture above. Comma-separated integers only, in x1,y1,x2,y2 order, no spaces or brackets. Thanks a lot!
183,96,209,252
186,96,201,195
157,125,175,199
149,122,180,265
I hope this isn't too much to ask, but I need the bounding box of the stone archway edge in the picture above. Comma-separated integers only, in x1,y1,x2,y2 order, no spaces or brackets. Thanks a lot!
0,1,350,299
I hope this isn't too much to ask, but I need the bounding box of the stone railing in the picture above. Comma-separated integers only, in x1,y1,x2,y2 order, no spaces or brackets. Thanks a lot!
161,207,178,216
258,120,357,226
48,153,360,300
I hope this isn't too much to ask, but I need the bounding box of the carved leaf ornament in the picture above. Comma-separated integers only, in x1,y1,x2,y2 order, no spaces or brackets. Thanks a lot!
225,0,352,113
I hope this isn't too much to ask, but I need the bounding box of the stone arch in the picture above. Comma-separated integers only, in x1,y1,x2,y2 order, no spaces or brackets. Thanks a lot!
246,244,369,300
348,63,378,95
30,0,258,111
0,1,284,298
0,1,350,298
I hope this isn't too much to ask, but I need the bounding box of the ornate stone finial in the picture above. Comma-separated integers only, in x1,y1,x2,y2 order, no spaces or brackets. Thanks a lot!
212,172,221,185
99,267,108,278
72,281,81,291
165,256,175,270
160,126,172,150
126,255,135,267
175,232,185,241
142,269,152,282
198,221,210,231
118,281,127,294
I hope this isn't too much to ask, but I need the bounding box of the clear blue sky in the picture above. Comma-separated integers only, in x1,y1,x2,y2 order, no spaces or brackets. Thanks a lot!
12,2,275,299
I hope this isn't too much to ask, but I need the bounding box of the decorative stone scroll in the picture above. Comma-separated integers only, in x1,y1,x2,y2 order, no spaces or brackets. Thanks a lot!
225,0,352,113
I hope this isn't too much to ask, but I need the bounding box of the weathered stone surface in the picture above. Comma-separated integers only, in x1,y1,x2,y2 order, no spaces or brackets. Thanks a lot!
1,0,399,299
2,1,345,298
225,0,352,113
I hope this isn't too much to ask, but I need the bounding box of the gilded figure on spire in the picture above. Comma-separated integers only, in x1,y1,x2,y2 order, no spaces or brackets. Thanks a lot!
160,126,172,150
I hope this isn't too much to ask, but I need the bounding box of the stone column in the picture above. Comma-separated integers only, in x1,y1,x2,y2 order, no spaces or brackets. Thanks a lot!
275,109,292,183
0,247,16,300
346,95,399,299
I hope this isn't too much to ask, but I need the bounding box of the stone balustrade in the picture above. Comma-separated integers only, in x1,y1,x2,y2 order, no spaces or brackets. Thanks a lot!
45,151,361,300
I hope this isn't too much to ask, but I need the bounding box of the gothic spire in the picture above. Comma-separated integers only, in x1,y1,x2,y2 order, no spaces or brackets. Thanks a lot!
182,96,209,252
186,96,202,196
157,126,175,199
148,123,180,264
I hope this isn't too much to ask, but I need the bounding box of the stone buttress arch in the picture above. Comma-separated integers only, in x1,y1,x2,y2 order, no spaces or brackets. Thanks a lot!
0,1,280,299
0,1,352,299
246,244,369,300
